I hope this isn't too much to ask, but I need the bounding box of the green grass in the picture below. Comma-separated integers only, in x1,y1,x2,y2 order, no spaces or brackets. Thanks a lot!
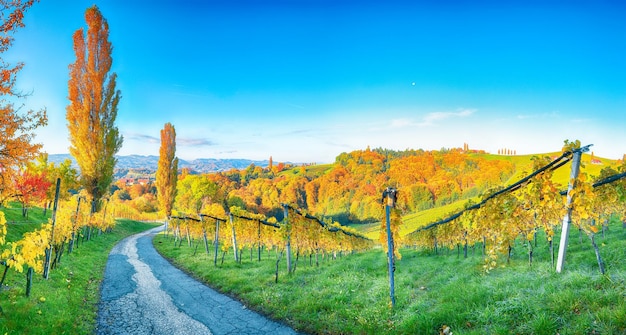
1,202,52,223
154,220,626,334
357,200,473,240
2,202,53,241
0,219,159,335
278,163,333,178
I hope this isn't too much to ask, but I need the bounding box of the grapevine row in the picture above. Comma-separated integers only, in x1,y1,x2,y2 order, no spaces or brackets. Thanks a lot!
165,203,374,273
0,194,124,295
404,146,626,272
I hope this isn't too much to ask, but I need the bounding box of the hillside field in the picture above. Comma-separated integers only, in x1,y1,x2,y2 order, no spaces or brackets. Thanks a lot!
1,148,623,334
154,216,626,334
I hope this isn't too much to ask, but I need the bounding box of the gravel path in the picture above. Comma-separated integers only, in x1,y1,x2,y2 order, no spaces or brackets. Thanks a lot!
96,226,299,335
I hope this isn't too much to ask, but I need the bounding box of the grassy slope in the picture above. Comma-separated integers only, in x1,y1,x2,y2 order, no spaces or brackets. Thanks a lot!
0,207,159,335
154,218,626,335
278,163,333,178
2,202,52,242
360,201,470,240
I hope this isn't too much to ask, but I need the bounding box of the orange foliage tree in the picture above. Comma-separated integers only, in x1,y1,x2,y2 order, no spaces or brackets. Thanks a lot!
0,0,47,204
27,153,79,214
13,170,50,218
66,5,122,212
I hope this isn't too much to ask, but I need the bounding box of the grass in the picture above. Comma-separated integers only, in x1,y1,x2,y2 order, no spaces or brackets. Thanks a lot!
2,202,53,242
278,163,333,178
0,218,159,334
357,200,472,240
154,219,626,334
1,202,52,223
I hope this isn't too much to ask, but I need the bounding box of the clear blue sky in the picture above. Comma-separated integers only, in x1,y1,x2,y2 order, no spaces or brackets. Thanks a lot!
8,0,626,163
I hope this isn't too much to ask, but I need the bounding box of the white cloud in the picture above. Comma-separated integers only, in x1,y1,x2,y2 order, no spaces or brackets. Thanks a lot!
390,118,413,128
424,108,475,122
178,138,216,147
126,133,160,144
388,108,476,128
516,111,560,120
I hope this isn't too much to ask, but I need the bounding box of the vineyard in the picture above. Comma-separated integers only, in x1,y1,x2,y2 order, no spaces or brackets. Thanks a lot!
0,1,624,334
0,193,162,297
155,219,626,334
405,143,626,273
152,143,626,334
161,143,626,276
0,143,623,333
167,204,373,280
0,214,158,334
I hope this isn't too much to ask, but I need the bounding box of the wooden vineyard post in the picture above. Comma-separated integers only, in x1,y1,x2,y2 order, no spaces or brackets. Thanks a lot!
283,205,292,273
69,195,82,253
214,218,220,266
26,267,34,297
199,214,210,255
229,213,239,262
257,220,262,261
382,187,397,308
43,178,61,279
556,145,589,273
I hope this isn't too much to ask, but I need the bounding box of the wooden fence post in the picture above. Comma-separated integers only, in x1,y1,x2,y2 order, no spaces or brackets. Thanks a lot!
213,219,220,266
556,146,589,273
43,178,61,279
382,187,397,308
229,213,239,262
69,196,82,253
283,205,292,273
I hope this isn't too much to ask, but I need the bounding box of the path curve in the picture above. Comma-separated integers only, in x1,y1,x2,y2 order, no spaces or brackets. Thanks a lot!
96,226,299,335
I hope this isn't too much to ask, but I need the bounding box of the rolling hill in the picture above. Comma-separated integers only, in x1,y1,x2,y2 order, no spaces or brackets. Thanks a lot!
48,154,271,176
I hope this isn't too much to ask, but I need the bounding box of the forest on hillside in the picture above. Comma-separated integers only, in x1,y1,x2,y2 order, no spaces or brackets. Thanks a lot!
147,147,518,225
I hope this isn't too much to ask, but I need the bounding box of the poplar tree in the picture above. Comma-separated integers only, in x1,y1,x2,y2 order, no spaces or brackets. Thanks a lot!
66,5,122,212
156,123,178,218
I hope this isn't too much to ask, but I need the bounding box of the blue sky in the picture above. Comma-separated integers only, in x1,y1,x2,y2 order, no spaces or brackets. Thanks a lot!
7,0,626,163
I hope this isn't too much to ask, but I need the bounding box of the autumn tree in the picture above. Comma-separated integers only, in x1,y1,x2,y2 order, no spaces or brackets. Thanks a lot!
27,153,79,214
175,175,221,215
156,123,178,218
13,169,50,218
66,5,122,212
128,183,147,199
0,0,47,204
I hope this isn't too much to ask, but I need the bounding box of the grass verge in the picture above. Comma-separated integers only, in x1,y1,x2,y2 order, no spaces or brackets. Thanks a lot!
0,219,159,335
2,202,53,242
154,220,625,334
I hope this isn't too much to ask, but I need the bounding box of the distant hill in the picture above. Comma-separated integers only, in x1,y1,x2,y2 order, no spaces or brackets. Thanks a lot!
48,154,269,176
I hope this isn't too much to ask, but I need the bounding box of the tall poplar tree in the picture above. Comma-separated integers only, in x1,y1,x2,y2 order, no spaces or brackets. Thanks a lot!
66,5,122,212
156,123,178,218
